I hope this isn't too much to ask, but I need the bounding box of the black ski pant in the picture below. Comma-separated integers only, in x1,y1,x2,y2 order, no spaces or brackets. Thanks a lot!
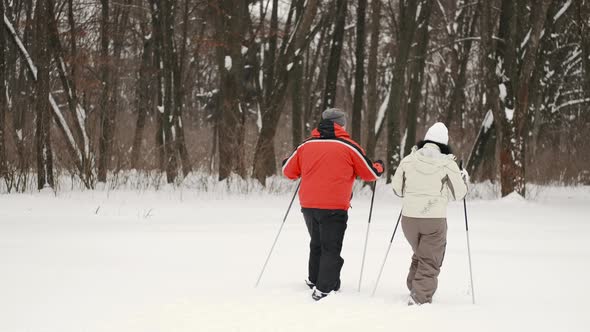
302,208,348,293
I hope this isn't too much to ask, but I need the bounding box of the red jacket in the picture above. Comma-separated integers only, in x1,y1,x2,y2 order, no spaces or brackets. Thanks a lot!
282,120,383,210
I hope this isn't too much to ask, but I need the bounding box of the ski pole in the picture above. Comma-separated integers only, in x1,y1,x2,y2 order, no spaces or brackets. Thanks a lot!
255,181,301,288
460,161,476,304
371,211,402,296
358,181,377,292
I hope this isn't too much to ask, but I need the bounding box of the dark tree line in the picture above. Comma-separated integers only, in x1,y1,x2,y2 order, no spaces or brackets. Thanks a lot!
0,0,588,195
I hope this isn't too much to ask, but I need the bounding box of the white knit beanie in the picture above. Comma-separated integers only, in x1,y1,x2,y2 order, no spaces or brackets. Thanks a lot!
424,122,449,145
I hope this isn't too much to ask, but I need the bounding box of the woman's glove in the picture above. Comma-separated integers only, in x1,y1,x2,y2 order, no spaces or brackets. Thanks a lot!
460,168,470,183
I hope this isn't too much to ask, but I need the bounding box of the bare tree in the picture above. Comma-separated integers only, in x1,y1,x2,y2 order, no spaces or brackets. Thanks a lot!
385,0,421,181
403,0,432,157
0,0,6,180
98,0,111,183
365,0,381,159
480,0,552,196
215,0,248,181
323,0,348,110
251,0,322,185
351,0,367,143
579,0,590,97
131,18,153,170
34,0,54,190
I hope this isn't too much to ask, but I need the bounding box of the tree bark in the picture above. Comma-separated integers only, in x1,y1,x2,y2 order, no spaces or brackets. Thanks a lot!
252,0,321,185
34,0,54,190
0,0,6,179
292,59,304,148
403,0,432,157
97,0,111,182
444,1,480,134
491,0,551,197
385,0,420,181
216,0,248,181
579,0,590,97
175,0,193,178
322,0,348,110
291,3,305,148
365,0,381,160
131,33,153,170
351,0,367,143
47,0,92,187
160,0,179,183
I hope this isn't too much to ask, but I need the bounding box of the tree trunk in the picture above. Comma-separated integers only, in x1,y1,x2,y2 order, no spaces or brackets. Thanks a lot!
149,0,165,171
444,2,479,136
579,0,590,97
34,0,54,190
12,0,33,185
304,20,331,130
175,0,193,177
216,0,247,181
385,0,420,181
322,0,348,110
0,0,6,179
292,57,304,148
98,0,111,182
492,0,551,197
365,0,381,160
160,0,178,183
291,3,305,148
251,0,321,185
404,0,431,157
466,111,497,181
47,0,92,187
131,34,153,170
351,0,366,143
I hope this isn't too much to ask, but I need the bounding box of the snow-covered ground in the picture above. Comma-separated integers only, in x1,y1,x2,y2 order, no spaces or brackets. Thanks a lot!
1,181,589,331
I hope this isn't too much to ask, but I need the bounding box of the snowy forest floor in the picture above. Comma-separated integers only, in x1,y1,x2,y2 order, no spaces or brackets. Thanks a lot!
1,181,589,331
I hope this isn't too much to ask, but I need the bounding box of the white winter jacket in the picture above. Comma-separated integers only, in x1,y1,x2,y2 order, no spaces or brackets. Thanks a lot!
392,143,467,218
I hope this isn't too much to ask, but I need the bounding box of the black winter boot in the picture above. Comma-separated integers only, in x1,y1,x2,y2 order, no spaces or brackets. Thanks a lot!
311,288,329,301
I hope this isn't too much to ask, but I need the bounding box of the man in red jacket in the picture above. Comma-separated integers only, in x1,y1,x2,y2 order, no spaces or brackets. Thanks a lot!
282,108,384,301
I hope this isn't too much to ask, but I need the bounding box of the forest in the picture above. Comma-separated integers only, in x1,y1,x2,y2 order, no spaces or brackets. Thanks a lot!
0,0,588,196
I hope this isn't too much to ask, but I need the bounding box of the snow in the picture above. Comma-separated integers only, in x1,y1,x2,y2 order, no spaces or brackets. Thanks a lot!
6,13,87,165
416,2,422,21
49,94,83,163
552,98,590,113
259,43,265,88
400,128,407,158
16,129,22,141
241,46,248,55
256,103,262,132
482,110,494,133
287,62,294,71
0,181,589,331
520,29,531,50
4,14,37,77
504,107,514,121
553,0,572,22
76,104,90,158
375,92,390,132
498,83,507,102
225,56,232,71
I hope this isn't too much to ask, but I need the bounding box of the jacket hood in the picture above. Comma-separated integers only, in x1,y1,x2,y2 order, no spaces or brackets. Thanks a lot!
408,143,456,175
312,120,350,139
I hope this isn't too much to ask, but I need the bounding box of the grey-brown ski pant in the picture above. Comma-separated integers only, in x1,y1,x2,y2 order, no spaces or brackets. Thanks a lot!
401,216,447,304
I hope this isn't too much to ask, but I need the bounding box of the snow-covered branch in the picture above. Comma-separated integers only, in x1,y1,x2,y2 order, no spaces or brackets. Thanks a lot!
552,98,590,113
4,13,84,165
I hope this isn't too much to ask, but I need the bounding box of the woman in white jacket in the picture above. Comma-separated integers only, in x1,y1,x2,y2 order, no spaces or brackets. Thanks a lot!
391,122,468,305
